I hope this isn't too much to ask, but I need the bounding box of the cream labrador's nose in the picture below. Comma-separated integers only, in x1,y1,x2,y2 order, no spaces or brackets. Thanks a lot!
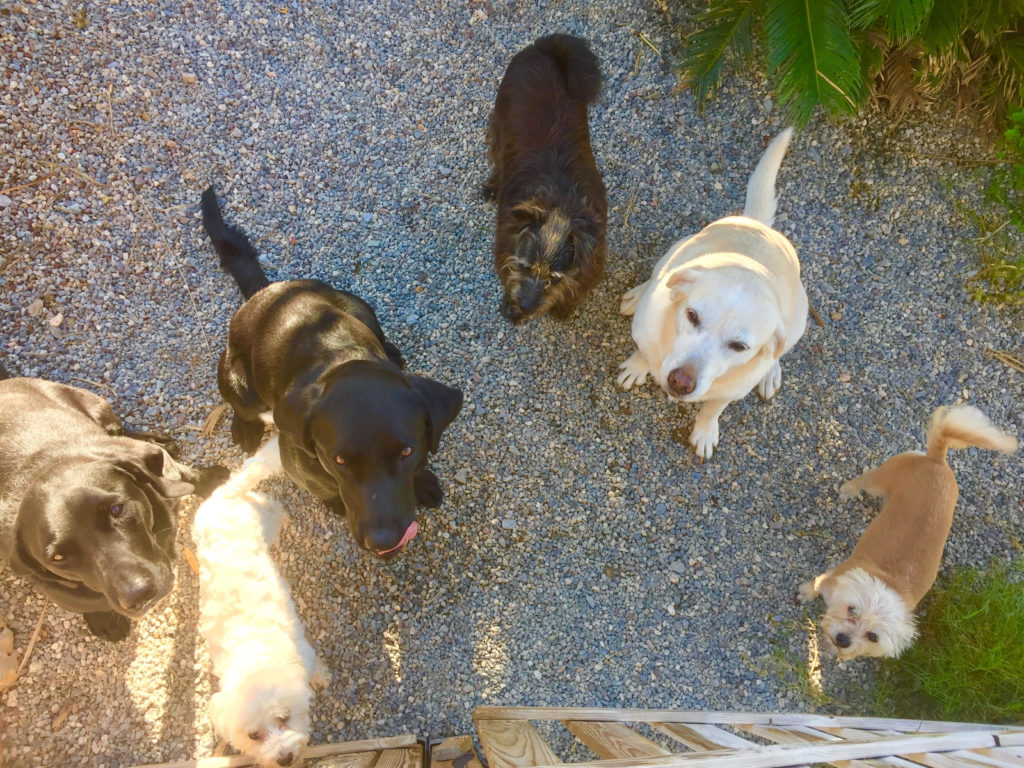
666,368,696,396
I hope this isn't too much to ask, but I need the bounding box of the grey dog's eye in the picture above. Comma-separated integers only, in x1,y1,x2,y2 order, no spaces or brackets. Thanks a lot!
110,503,126,519
866,632,879,643
400,446,413,458
686,308,699,326
728,341,748,352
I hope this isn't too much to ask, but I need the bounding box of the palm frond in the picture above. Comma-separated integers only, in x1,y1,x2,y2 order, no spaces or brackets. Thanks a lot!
967,0,1024,44
765,0,866,125
849,0,935,43
919,0,968,53
679,0,761,109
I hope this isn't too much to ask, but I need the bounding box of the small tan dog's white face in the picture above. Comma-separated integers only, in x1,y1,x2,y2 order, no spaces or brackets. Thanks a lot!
660,266,786,401
810,569,917,660
208,665,312,768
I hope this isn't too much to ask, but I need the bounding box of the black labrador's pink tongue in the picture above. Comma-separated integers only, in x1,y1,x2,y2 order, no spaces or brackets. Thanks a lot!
376,521,418,556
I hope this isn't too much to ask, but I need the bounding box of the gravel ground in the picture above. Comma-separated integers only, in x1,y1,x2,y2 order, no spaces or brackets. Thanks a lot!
1,1,1022,766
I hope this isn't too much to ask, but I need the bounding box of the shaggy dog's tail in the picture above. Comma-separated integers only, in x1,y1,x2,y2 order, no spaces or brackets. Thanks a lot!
925,405,1018,464
201,186,271,300
533,33,601,104
743,127,794,227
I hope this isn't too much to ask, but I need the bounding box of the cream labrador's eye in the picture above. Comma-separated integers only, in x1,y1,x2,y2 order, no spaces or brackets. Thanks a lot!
727,341,748,352
686,308,699,326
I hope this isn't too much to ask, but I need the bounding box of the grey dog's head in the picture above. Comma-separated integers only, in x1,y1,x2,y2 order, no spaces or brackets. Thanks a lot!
496,193,605,324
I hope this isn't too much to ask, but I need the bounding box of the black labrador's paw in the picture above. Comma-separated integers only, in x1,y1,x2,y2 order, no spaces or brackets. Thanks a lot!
414,468,443,508
231,413,265,455
84,610,132,642
126,429,181,458
192,465,231,498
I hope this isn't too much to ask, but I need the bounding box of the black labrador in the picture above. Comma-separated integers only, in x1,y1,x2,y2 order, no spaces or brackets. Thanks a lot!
201,186,463,558
0,372,227,641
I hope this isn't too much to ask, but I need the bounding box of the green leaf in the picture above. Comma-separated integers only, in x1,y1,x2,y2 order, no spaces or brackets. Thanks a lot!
849,0,935,42
918,0,967,52
680,0,761,109
765,0,866,125
967,0,1024,42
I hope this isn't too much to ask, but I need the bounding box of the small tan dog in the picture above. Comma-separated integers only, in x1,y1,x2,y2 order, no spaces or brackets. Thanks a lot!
799,405,1018,660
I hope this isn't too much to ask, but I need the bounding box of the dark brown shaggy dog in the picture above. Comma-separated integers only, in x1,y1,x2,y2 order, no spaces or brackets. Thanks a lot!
484,33,607,324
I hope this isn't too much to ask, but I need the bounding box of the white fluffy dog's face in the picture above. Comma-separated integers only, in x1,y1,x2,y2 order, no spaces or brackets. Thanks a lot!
209,664,312,767
820,569,917,660
659,267,785,400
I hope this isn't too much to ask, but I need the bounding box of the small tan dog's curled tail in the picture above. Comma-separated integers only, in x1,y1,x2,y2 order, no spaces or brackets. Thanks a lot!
799,405,1018,660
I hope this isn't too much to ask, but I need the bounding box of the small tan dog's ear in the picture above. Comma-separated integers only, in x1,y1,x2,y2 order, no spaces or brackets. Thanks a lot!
761,323,787,359
666,268,702,302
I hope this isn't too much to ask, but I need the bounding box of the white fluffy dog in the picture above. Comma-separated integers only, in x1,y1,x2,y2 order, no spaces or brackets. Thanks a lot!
799,405,1018,660
194,435,328,767
618,128,808,459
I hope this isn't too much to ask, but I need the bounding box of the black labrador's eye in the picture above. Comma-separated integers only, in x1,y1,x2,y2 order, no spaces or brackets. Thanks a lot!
51,553,66,563
333,455,345,466
867,632,879,643
400,446,414,458
686,308,699,326
110,503,126,519
728,341,748,352
249,729,265,742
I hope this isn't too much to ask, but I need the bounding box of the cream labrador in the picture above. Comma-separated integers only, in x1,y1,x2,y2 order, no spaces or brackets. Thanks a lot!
618,128,807,459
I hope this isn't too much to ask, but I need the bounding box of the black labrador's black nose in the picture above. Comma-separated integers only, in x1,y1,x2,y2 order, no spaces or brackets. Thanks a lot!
667,368,696,396
120,580,158,613
834,632,851,649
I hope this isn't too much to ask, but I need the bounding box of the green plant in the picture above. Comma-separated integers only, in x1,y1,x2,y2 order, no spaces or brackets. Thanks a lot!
679,0,1024,130
873,561,1024,723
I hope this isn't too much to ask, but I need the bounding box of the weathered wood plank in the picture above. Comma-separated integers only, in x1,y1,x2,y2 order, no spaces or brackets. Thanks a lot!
525,729,1024,768
428,736,483,768
475,719,561,768
736,723,891,768
130,735,418,768
311,751,380,768
814,725,1018,767
651,723,758,752
473,708,1004,734
563,721,669,759
373,747,423,768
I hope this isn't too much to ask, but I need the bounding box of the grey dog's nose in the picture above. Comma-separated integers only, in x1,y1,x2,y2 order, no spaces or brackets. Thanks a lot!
667,368,695,396
834,632,851,649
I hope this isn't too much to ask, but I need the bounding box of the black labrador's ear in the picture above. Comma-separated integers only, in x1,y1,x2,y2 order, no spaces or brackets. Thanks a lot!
115,442,195,499
272,378,323,456
409,375,463,453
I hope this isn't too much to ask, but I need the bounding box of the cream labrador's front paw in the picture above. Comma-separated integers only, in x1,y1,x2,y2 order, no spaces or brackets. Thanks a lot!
617,351,649,390
839,479,861,501
690,419,720,460
758,360,782,400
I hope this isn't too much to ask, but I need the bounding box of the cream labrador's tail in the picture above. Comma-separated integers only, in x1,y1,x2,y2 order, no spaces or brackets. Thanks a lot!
743,127,794,227
925,405,1018,464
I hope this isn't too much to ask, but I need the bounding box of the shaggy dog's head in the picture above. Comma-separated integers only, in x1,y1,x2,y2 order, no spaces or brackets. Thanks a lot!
658,264,786,400
495,186,605,324
209,663,312,767
819,568,917,660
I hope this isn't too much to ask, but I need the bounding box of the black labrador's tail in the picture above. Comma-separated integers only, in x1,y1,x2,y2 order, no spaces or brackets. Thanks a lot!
0,363,10,380
200,186,271,300
533,33,601,104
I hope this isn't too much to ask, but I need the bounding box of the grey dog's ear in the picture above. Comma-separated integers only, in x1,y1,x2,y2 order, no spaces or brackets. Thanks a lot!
115,443,194,499
665,267,703,302
761,323,788,359
272,377,323,456
409,375,463,453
